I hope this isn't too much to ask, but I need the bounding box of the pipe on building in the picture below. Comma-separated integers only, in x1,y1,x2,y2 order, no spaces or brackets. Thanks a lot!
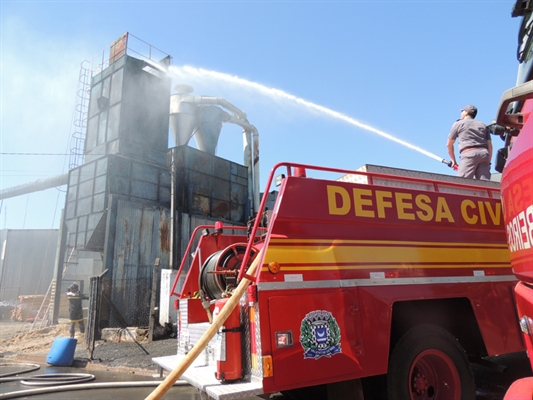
0,173,69,200
243,129,254,216
225,115,260,215
169,149,176,270
170,92,260,216
178,95,248,121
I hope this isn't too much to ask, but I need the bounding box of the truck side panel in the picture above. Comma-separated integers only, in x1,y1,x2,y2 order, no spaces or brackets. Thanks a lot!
358,280,523,376
253,174,523,393
263,289,365,391
501,99,533,283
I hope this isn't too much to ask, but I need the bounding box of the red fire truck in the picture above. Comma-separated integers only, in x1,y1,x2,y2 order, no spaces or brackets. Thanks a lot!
498,2,533,398
153,161,525,400
150,4,533,398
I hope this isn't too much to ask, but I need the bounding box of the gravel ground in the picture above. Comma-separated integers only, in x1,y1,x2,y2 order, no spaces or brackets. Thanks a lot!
86,335,177,372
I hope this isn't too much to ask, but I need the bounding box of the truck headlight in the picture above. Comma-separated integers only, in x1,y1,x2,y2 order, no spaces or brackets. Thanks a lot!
519,315,532,335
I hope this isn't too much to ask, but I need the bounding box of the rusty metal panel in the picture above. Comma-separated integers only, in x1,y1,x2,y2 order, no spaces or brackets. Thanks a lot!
174,146,249,223
66,154,170,251
105,199,170,327
112,199,170,280
109,33,128,64
87,55,170,166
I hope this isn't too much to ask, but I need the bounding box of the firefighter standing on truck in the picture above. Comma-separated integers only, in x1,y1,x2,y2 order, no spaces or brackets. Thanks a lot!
446,104,492,180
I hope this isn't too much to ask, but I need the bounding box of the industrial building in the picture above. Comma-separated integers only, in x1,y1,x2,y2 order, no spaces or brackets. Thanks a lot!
0,229,58,320
0,32,261,338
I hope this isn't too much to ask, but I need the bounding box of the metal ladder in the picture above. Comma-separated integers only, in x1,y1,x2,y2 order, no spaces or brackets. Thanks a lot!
29,279,56,330
29,247,78,331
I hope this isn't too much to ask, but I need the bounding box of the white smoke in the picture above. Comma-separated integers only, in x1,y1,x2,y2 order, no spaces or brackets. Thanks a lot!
1,16,96,229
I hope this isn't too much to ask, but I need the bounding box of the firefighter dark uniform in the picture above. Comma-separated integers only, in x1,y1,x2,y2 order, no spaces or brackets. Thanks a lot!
66,283,87,338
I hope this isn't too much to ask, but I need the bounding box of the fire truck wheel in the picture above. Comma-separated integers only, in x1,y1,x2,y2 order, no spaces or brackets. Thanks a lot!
387,324,475,400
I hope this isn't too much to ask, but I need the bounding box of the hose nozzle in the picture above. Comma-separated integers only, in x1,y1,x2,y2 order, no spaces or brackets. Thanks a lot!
442,159,458,171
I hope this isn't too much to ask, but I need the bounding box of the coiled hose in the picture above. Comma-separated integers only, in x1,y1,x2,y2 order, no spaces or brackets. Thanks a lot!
0,362,187,399
0,363,40,378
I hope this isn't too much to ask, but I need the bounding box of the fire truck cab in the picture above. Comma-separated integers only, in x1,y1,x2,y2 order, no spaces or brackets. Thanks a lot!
154,163,524,400
495,4,533,399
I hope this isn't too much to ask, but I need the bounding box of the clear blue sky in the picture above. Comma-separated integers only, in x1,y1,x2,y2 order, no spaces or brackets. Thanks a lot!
0,0,522,230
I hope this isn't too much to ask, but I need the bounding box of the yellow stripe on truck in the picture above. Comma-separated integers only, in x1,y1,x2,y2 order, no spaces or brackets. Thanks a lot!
261,239,510,269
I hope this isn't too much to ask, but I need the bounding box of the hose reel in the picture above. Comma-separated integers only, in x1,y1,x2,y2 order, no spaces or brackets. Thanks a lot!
199,243,257,301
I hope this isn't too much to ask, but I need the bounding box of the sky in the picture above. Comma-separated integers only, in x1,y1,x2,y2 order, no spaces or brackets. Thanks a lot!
0,0,524,230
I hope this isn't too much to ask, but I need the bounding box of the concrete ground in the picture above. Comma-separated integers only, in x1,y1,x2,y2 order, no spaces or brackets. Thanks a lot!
0,363,197,399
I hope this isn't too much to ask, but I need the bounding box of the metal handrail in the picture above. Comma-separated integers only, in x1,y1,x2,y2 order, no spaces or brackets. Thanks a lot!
236,161,502,283
170,225,253,298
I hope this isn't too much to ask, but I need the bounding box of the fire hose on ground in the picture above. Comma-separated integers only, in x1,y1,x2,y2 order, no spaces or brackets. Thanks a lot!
0,363,40,378
0,362,188,399
0,380,189,399
0,251,262,400
0,372,96,386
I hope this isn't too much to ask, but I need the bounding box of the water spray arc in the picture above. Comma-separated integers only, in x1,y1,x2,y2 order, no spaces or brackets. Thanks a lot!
170,66,450,166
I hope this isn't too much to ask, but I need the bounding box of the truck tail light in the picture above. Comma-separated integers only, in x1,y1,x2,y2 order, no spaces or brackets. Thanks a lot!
263,356,273,378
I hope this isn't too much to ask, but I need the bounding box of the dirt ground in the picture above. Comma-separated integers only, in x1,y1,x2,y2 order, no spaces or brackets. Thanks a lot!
0,320,39,340
0,320,177,376
0,320,70,346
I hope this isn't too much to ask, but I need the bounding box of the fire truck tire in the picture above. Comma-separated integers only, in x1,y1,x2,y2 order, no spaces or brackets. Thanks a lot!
387,324,475,400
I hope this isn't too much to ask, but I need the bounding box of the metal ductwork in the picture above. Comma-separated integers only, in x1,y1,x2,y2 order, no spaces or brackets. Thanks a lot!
169,86,248,154
168,86,260,214
0,173,69,200
169,95,198,147
194,106,229,154
227,117,260,215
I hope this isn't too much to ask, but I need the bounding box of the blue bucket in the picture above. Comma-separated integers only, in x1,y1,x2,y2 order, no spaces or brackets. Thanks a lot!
46,337,77,366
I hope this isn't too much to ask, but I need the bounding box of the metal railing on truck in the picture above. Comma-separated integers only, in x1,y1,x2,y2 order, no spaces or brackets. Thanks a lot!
169,162,501,296
235,162,501,285
170,225,267,298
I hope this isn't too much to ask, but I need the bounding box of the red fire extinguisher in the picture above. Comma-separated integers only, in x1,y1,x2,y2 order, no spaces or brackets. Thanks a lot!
213,298,243,382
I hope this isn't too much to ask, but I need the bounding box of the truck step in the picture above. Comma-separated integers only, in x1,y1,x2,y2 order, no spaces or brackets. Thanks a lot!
152,355,264,400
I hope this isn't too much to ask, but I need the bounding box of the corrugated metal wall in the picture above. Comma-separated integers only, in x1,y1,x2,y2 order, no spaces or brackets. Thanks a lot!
174,146,248,223
105,198,170,326
0,229,58,299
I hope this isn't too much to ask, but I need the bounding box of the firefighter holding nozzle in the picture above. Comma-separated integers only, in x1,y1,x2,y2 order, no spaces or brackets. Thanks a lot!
66,283,88,338
446,104,492,180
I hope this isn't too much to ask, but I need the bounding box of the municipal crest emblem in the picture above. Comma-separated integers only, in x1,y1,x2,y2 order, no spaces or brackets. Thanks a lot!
300,310,341,360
